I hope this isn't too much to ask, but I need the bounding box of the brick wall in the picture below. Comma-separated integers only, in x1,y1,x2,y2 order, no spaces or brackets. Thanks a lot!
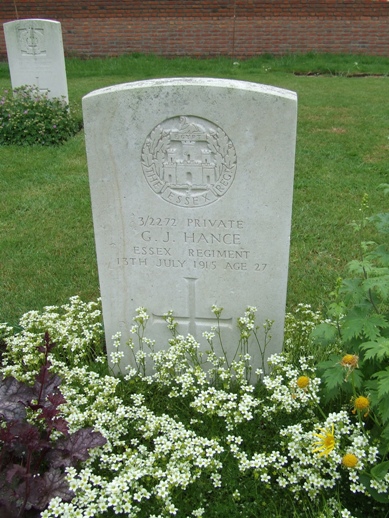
1,1,388,59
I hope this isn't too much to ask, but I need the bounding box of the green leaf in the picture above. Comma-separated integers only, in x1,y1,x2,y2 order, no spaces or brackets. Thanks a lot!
366,244,389,267
351,368,364,390
378,399,389,426
340,278,366,305
347,259,375,276
342,309,388,341
363,274,389,301
381,422,389,447
316,355,340,373
361,241,379,256
372,367,389,400
327,301,346,320
359,473,389,504
360,337,389,361
369,212,389,235
321,363,345,392
311,322,338,345
371,460,389,481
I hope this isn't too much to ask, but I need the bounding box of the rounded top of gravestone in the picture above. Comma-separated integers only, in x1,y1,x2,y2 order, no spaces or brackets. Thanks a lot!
83,78,297,102
4,19,61,27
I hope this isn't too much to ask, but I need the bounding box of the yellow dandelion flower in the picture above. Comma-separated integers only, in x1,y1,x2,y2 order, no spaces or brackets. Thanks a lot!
312,424,336,457
354,395,369,411
342,453,358,468
352,395,370,417
296,376,310,389
340,354,359,369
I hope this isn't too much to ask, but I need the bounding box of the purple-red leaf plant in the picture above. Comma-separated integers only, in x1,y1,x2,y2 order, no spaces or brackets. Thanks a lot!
0,332,106,517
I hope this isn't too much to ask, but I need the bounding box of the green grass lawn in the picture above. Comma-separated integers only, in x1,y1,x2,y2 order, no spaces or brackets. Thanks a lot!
0,53,388,326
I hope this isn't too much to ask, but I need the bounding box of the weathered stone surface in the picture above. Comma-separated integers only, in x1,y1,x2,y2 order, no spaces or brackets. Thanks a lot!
83,78,297,377
4,19,68,102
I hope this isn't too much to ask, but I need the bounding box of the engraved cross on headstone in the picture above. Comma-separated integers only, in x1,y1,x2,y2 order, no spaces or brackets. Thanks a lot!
151,277,233,337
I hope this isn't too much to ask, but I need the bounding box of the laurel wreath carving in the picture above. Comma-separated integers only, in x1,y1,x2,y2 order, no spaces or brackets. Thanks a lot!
206,129,237,178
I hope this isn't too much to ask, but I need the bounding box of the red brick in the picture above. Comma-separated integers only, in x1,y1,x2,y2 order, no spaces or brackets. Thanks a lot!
0,1,388,58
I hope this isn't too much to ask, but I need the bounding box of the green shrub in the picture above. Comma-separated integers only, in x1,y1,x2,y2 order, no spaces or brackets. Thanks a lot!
0,85,82,146
314,185,389,503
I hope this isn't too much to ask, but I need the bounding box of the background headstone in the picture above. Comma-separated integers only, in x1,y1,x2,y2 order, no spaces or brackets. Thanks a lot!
3,19,68,102
83,78,297,377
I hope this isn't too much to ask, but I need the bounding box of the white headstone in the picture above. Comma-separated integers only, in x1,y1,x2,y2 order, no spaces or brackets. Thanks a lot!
83,78,297,378
3,19,68,103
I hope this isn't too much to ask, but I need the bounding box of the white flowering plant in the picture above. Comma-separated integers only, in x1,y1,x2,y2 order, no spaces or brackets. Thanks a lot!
1,290,389,517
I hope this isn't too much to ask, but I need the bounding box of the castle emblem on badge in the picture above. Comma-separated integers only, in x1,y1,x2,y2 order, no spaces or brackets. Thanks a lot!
141,116,237,207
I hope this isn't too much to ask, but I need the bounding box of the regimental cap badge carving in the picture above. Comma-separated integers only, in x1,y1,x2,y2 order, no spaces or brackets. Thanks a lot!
18,26,46,55
141,116,237,207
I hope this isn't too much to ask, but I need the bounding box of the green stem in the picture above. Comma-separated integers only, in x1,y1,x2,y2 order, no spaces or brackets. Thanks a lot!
216,316,230,369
